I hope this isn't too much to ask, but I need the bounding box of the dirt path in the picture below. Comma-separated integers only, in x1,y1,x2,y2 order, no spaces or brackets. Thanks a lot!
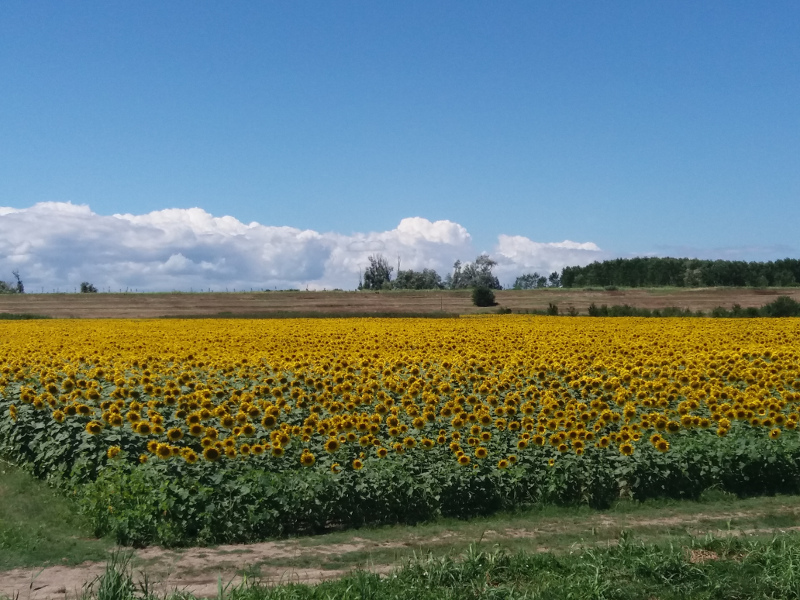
3,503,800,599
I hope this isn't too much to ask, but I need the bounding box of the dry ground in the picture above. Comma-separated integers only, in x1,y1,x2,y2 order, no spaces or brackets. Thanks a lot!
3,497,800,599
2,287,800,319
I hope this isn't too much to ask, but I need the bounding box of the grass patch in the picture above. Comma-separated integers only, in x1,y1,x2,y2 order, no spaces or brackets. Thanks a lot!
59,534,800,600
0,313,50,320
0,461,112,570
233,493,800,575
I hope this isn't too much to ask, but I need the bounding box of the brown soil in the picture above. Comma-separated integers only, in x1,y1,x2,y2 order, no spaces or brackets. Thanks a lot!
2,288,799,319
3,505,800,599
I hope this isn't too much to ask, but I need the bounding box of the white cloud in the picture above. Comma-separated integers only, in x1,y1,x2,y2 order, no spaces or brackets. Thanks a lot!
492,235,605,285
0,202,602,291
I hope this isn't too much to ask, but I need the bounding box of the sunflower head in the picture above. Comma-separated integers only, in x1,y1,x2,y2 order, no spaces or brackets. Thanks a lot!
619,443,634,456
203,447,221,462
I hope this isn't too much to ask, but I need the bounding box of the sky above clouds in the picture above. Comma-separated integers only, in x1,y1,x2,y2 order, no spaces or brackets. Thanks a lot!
1,2,798,291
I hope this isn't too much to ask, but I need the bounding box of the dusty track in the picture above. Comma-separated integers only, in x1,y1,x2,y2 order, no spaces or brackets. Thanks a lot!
2,288,799,319
3,502,800,599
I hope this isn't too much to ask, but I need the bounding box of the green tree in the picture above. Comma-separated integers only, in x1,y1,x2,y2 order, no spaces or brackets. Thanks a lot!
448,255,501,289
392,268,443,290
11,270,23,293
359,254,393,290
80,282,98,293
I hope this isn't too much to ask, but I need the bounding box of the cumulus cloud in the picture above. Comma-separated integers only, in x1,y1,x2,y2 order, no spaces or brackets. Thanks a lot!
0,202,602,291
493,235,606,285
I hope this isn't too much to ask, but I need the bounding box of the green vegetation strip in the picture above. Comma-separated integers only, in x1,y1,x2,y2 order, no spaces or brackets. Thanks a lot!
0,461,112,570
38,534,800,600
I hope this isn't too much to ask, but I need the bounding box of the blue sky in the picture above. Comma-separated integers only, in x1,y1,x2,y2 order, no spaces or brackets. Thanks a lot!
1,2,799,290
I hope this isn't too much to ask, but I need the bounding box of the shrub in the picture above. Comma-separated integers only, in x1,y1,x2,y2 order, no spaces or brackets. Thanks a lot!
472,286,496,307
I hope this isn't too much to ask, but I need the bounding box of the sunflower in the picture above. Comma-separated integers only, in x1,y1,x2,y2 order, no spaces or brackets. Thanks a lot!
352,459,364,470
769,428,781,439
376,447,388,458
203,447,221,461
480,431,492,442
271,445,285,457
330,462,341,474
189,423,205,437
497,459,509,469
325,438,340,453
656,439,670,452
251,444,265,455
52,410,65,423
300,451,315,467
619,443,634,456
241,424,256,437
240,444,251,455
167,427,184,442
475,446,488,459
517,439,528,450
182,449,199,464
107,446,121,459
139,454,148,464
156,443,173,459
421,438,434,450
457,454,471,466
403,436,417,449
85,421,103,435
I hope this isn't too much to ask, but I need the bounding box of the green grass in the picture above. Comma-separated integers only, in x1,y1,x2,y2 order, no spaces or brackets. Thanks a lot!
0,313,50,320
32,534,800,600
259,492,800,573
0,461,112,570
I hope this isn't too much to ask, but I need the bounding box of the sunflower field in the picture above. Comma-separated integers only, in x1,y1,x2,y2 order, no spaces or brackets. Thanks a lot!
2,316,800,546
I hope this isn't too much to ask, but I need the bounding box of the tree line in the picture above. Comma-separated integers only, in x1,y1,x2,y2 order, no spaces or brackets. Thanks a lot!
561,257,800,288
358,254,560,291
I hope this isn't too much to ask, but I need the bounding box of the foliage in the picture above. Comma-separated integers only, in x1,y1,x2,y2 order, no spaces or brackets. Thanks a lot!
81,282,99,293
359,254,393,290
11,270,24,293
3,317,800,546
446,255,501,290
471,286,495,307
561,256,800,288
513,271,560,290
76,535,800,600
392,269,444,290
512,273,547,289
